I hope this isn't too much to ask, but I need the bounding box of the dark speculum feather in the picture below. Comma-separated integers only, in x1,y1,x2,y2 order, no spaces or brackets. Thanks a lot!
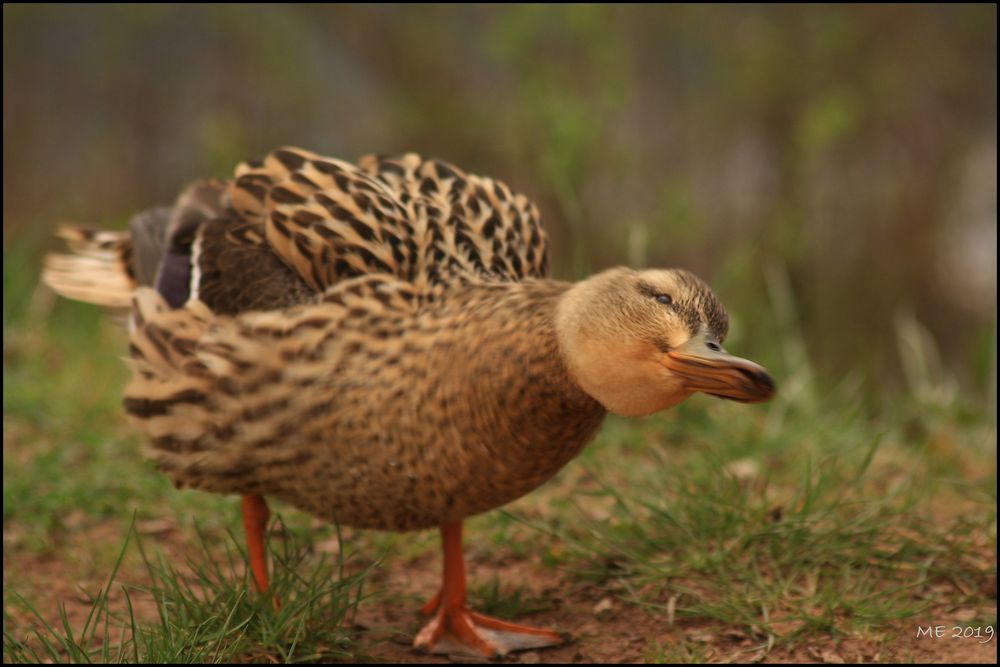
155,250,192,309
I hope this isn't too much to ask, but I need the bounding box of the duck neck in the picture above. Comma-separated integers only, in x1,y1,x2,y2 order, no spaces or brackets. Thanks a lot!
554,279,688,417
452,279,607,474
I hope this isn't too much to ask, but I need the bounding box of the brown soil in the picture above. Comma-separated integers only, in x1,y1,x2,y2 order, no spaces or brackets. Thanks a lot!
352,549,997,664
4,519,996,664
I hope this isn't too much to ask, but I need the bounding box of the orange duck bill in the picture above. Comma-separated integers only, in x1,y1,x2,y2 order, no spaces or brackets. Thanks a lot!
661,330,775,403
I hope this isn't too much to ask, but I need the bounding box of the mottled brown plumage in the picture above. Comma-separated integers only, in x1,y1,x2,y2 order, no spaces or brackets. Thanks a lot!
43,147,774,657
127,276,606,531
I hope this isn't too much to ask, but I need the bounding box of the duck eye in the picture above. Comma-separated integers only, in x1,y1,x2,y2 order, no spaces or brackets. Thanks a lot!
655,294,673,305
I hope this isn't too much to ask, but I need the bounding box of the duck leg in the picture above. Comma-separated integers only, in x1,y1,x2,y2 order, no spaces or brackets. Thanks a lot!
241,494,271,593
414,521,564,657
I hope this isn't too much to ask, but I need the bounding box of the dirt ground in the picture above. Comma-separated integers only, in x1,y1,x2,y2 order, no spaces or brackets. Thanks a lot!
354,552,997,664
4,519,996,664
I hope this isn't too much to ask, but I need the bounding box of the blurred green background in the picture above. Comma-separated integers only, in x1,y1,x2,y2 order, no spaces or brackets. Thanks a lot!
3,4,996,411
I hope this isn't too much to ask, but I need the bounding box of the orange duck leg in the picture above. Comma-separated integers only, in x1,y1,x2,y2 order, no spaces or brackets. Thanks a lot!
242,494,275,599
414,522,564,657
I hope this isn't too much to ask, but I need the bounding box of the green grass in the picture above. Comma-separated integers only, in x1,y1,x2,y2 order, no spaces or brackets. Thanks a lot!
518,408,992,632
4,517,374,663
3,239,996,662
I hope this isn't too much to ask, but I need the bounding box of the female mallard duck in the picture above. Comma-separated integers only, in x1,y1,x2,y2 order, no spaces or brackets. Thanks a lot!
43,147,774,657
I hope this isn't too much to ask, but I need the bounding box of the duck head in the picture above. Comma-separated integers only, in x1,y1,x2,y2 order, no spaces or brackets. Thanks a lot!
555,267,775,417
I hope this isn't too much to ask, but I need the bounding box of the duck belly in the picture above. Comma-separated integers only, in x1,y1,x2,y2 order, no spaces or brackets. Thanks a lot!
266,402,606,531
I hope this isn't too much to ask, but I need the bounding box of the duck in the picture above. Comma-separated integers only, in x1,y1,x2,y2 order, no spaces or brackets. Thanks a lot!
42,146,775,658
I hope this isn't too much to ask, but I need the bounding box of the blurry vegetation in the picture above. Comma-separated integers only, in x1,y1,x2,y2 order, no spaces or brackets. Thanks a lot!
2,6,996,662
3,4,995,408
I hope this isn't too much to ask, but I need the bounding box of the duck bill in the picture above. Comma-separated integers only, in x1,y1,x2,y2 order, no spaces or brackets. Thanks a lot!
661,332,775,404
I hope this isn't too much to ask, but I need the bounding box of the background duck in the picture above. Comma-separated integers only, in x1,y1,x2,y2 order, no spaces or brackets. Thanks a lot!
43,147,774,657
